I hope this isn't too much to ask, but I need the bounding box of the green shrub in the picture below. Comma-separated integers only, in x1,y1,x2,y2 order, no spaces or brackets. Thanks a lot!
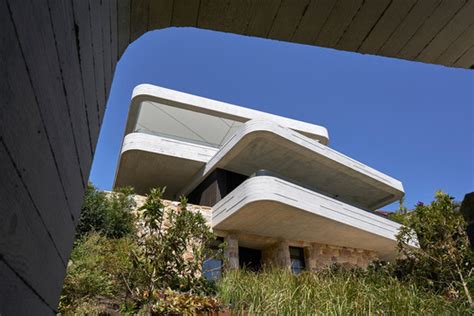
218,268,472,315
128,188,223,307
396,191,474,305
59,232,138,313
76,183,136,238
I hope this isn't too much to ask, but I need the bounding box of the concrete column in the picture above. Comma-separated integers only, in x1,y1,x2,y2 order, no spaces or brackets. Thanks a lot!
304,246,314,271
224,234,239,270
262,240,291,269
276,240,291,269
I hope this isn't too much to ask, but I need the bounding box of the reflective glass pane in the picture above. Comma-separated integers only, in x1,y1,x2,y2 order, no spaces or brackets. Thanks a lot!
134,101,243,148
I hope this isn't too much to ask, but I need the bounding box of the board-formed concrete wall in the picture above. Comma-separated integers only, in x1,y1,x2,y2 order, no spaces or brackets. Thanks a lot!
1,0,473,314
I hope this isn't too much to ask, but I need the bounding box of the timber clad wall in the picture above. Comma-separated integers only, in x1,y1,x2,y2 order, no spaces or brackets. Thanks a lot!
1,0,473,313
188,169,248,207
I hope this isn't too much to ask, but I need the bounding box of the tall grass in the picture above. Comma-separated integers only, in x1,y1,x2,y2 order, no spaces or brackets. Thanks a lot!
218,269,471,315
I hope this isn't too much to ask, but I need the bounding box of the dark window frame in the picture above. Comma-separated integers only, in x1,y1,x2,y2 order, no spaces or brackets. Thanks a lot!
289,246,306,274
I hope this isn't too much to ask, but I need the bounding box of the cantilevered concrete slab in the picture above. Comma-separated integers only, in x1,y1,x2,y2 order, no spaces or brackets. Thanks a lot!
115,85,332,198
126,84,329,145
114,133,217,198
181,120,404,210
212,176,402,260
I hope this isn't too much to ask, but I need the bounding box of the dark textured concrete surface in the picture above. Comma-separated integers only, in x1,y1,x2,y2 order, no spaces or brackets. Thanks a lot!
1,0,473,314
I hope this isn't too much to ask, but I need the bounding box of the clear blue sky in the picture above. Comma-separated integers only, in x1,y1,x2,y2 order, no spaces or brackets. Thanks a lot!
90,28,473,211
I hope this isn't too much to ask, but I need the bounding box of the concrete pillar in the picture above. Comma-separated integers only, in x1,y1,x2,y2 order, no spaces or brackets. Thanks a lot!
276,240,291,269
224,234,239,270
304,246,315,271
262,240,291,269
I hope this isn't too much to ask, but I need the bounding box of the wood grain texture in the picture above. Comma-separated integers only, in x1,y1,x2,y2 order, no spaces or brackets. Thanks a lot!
149,0,173,30
358,0,417,54
1,0,76,261
436,23,474,66
100,0,113,103
292,0,337,45
315,0,363,48
72,0,101,152
89,0,107,123
8,0,84,222
48,0,93,186
379,0,441,57
172,0,200,27
0,260,54,315
336,0,391,51
398,0,466,60
117,0,131,57
244,0,282,38
130,0,150,41
418,0,474,63
268,0,310,41
0,142,66,309
453,44,474,68
111,0,119,73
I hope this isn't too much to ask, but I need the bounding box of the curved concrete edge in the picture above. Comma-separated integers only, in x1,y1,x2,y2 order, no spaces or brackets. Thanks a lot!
180,119,404,206
212,176,405,260
120,132,218,162
113,132,218,191
213,176,401,239
126,84,330,145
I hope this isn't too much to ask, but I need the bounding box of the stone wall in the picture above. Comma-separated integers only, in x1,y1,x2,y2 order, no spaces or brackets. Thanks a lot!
261,240,377,271
131,195,378,271
212,233,378,272
304,243,378,270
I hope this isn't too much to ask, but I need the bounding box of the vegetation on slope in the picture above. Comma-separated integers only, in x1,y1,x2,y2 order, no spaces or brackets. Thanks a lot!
60,185,222,314
59,184,474,315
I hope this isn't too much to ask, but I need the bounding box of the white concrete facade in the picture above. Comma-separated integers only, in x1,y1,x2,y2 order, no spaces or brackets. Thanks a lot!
212,176,401,261
115,84,406,267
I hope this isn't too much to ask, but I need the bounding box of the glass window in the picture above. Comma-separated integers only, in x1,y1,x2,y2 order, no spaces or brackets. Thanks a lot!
239,247,262,272
202,258,223,281
289,247,305,274
134,100,243,148
202,237,224,281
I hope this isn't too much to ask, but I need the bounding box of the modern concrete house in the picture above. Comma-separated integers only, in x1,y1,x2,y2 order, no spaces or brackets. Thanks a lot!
115,84,405,273
2,1,472,312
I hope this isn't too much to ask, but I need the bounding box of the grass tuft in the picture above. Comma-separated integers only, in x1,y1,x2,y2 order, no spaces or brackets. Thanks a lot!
218,268,472,315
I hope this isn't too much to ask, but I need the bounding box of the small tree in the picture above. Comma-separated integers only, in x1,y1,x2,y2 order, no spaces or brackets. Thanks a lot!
396,191,474,306
128,188,223,308
76,183,136,239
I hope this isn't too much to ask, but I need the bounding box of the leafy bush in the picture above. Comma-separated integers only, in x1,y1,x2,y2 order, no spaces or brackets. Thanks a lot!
127,188,224,308
76,183,136,238
218,268,472,315
396,191,474,306
59,232,138,313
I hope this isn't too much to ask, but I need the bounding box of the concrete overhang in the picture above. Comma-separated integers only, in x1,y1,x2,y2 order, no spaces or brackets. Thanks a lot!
181,120,404,210
114,132,217,198
125,84,329,145
212,176,402,261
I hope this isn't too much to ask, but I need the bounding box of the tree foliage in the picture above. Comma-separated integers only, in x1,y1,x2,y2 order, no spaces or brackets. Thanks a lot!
396,191,474,306
126,188,224,311
76,183,136,238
